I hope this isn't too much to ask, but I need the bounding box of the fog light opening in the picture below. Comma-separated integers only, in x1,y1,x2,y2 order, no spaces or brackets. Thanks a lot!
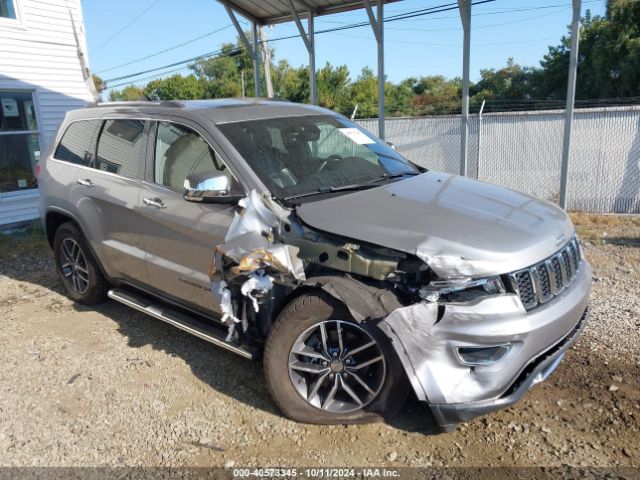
456,344,512,366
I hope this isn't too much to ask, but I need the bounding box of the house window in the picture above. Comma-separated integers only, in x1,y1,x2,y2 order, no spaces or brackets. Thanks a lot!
0,91,41,193
0,0,17,19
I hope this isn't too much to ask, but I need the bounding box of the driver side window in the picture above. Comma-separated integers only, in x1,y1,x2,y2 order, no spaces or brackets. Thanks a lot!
154,121,232,191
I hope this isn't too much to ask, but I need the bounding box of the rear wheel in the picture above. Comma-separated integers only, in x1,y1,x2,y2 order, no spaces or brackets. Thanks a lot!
264,291,408,424
53,222,109,305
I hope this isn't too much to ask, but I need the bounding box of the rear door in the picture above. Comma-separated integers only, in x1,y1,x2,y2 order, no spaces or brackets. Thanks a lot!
73,118,150,284
47,119,102,222
138,119,241,315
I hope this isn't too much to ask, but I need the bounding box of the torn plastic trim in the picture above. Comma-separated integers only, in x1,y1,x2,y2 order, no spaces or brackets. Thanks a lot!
211,189,307,341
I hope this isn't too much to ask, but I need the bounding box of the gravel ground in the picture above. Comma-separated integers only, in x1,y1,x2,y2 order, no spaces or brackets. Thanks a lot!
0,229,638,468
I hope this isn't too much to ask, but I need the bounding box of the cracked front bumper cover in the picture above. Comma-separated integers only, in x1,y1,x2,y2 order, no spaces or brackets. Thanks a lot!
378,261,592,430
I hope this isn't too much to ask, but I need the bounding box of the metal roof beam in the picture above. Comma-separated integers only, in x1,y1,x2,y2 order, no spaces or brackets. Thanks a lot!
224,5,261,97
217,0,262,25
287,0,312,52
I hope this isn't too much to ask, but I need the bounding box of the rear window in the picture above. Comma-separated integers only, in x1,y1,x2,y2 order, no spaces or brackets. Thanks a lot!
54,120,101,166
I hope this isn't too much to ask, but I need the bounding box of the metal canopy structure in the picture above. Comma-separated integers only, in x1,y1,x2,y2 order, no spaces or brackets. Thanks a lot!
218,0,398,138
217,0,582,209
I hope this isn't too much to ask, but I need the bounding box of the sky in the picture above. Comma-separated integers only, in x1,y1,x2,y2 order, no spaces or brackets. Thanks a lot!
81,0,608,94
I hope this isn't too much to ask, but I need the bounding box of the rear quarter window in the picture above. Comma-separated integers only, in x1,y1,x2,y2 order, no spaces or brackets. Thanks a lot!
54,120,101,166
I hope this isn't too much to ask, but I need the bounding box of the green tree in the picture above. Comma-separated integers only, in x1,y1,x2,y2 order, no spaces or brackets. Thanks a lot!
92,74,105,93
411,75,461,115
317,63,351,114
272,60,309,103
349,67,378,118
473,60,534,100
108,85,145,102
143,74,204,100
537,1,640,99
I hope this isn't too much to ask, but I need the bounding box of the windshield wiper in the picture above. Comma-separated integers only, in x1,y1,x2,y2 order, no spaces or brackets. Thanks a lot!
283,172,419,202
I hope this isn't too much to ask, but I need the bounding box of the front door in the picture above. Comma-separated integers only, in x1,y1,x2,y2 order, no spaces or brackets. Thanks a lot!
138,120,240,315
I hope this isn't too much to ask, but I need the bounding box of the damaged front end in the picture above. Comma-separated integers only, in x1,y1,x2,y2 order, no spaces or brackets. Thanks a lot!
209,189,591,431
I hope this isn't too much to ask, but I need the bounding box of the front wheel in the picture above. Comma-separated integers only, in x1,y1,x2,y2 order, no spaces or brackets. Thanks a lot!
263,291,408,424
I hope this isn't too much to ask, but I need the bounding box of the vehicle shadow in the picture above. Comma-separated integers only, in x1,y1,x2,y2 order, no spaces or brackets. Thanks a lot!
3,250,441,435
79,299,442,435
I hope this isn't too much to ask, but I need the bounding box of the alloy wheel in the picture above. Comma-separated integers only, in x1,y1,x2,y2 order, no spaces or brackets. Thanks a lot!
59,238,90,294
288,320,386,413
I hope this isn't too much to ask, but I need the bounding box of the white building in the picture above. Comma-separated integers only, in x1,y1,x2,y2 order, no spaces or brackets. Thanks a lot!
0,0,96,227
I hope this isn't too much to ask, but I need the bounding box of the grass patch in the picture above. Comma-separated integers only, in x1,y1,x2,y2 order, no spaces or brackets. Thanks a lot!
0,222,48,259
570,213,640,246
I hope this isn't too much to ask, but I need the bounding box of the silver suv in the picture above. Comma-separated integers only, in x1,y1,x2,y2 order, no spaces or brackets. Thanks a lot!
39,99,591,430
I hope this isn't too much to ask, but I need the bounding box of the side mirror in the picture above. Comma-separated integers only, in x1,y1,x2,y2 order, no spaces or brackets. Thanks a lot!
183,171,244,204
386,141,397,150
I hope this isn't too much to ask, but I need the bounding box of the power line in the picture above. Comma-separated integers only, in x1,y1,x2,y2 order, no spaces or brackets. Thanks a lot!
91,0,162,54
105,47,241,84
97,24,233,74
107,66,193,90
102,2,480,83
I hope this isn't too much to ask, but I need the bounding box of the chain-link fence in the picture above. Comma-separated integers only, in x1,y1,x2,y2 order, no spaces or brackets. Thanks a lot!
359,106,640,213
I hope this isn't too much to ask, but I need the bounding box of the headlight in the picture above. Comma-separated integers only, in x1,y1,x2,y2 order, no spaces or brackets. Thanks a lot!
419,276,505,303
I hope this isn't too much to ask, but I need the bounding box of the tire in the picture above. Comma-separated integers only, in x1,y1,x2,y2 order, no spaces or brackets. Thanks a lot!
53,222,109,305
263,290,409,424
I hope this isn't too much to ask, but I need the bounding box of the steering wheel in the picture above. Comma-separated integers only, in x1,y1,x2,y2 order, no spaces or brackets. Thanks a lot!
316,154,343,174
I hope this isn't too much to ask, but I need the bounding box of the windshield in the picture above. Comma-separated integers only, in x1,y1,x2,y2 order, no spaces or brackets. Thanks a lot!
217,115,420,201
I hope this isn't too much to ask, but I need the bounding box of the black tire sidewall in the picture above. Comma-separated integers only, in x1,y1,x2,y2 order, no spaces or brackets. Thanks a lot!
264,291,408,425
53,223,107,305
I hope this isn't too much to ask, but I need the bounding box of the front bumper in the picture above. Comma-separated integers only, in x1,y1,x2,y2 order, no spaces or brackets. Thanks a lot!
378,260,592,430
430,306,588,431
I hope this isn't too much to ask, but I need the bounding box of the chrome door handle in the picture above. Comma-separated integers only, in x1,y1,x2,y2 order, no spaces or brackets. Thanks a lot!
77,178,94,187
143,197,166,209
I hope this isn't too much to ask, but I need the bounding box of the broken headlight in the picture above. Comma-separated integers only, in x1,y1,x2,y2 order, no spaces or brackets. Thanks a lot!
419,276,505,303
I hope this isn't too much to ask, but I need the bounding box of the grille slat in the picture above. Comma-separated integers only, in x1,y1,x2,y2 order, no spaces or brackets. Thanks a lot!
511,237,582,311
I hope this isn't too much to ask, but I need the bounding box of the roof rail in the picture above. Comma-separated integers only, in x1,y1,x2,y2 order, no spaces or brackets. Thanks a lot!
85,100,184,108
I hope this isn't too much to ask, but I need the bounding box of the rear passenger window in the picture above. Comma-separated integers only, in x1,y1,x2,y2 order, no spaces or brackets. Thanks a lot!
95,119,146,178
54,120,101,166
154,121,232,191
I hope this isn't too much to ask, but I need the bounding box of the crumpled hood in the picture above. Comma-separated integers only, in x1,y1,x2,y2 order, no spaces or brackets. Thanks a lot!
296,172,575,279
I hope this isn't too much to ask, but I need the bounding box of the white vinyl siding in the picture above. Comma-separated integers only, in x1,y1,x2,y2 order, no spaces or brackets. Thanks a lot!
0,0,93,226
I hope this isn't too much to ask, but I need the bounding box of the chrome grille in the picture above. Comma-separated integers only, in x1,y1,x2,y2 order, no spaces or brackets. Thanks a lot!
509,237,582,311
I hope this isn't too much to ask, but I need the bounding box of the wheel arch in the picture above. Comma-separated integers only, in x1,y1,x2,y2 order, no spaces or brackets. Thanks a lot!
45,207,110,281
272,275,404,326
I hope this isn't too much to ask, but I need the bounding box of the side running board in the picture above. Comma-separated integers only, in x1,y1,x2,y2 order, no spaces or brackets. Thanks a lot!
108,288,254,360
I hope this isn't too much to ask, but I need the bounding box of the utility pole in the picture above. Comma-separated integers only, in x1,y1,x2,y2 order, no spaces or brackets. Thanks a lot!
241,70,246,98
260,26,274,98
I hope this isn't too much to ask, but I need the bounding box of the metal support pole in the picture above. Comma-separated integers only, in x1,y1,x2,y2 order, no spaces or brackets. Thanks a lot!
458,0,471,176
252,22,260,97
309,12,317,105
287,0,317,105
364,0,384,138
224,5,261,97
559,0,581,210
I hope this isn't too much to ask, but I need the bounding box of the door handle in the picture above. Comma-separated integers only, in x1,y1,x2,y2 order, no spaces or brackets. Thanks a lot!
77,178,94,187
143,197,166,209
